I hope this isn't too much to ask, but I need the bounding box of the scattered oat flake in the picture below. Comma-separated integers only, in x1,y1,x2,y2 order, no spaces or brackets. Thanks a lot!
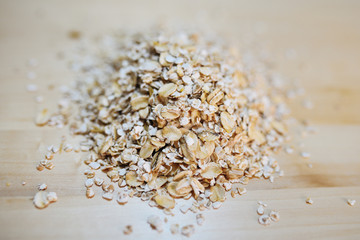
257,205,265,215
86,188,95,198
94,177,104,186
38,183,47,191
68,30,81,39
347,199,356,206
102,192,113,201
147,215,163,233
212,201,222,209
181,224,195,238
302,99,314,109
47,192,57,202
306,197,314,205
123,225,133,235
89,162,100,170
170,224,179,235
300,152,311,159
237,187,247,195
196,214,205,226
27,72,37,80
85,179,94,188
33,191,49,209
27,84,38,92
269,211,280,222
258,215,271,226
35,95,44,103
285,146,294,154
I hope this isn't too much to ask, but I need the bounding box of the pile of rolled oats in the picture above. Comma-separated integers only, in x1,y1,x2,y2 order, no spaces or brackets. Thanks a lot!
36,30,290,228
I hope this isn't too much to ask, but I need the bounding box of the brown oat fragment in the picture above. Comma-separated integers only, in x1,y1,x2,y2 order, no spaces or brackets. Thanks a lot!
86,188,95,198
306,197,314,205
181,224,195,238
33,191,57,209
170,224,179,235
38,183,47,191
33,191,49,209
347,199,356,206
123,225,133,235
35,109,50,126
269,211,280,222
196,213,205,226
258,215,271,226
147,215,163,233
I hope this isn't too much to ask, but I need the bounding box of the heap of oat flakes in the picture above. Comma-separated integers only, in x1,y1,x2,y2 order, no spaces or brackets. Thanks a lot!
36,30,289,219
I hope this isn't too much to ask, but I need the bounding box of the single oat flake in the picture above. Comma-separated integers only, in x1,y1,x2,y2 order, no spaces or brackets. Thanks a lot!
347,199,356,206
306,197,314,205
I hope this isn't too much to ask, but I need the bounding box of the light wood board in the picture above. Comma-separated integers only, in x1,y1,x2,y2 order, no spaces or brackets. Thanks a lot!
0,0,359,239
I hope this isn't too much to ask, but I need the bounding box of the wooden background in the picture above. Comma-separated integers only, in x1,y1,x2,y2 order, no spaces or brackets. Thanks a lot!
0,0,359,239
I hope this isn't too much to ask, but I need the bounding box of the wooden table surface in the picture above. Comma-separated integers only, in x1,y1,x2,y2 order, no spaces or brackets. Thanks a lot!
1,0,360,239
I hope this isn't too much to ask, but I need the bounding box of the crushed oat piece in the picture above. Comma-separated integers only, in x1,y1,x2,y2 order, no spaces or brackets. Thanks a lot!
257,205,265,215
181,224,195,238
300,152,310,159
44,162,54,170
147,215,163,233
63,144,73,152
35,95,44,103
212,202,222,209
237,187,247,195
269,211,280,222
47,192,57,202
86,188,95,198
89,162,100,170
68,30,81,39
116,190,129,204
196,214,205,226
102,192,113,201
94,177,104,186
36,164,44,171
45,152,54,160
38,183,47,191
85,179,94,188
180,204,191,214
347,199,356,206
27,83,38,91
35,109,50,126
123,225,133,235
170,224,179,235
258,215,271,226
33,191,49,209
285,146,294,154
21,181,26,186
306,197,314,205
302,99,314,109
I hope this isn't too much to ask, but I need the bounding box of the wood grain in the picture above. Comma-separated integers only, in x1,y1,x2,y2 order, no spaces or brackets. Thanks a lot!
0,0,359,239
